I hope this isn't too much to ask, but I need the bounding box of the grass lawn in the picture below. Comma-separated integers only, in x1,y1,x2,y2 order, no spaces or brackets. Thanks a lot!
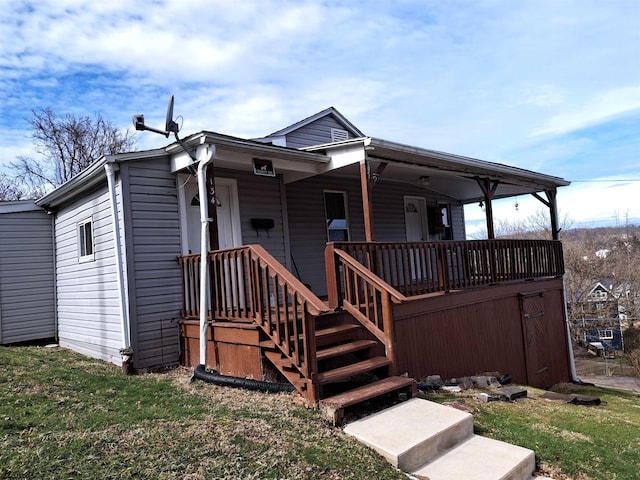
0,346,405,480
423,382,640,480
3,345,639,479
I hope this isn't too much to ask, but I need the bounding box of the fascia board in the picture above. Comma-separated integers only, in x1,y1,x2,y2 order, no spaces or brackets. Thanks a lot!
0,200,42,213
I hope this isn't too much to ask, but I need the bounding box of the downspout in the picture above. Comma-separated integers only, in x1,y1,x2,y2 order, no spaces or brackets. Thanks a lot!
105,162,133,374
49,210,58,343
195,143,216,367
563,276,579,382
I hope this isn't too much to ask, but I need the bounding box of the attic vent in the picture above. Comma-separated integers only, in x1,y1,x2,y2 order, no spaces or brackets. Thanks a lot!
331,128,349,142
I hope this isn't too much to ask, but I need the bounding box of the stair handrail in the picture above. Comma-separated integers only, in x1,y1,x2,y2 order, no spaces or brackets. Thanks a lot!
326,245,406,374
180,245,327,402
247,245,328,315
244,245,327,401
332,248,407,304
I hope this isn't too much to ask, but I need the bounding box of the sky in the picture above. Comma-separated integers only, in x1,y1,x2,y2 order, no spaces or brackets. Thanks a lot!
1,0,639,237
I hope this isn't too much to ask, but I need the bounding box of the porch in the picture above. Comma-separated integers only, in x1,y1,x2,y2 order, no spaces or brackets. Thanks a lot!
178,238,570,422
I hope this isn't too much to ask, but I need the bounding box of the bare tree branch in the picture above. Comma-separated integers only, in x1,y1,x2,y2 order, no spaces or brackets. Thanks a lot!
6,107,136,197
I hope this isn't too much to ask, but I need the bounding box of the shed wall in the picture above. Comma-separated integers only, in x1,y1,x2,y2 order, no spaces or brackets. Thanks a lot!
0,208,56,344
53,186,123,364
122,159,183,369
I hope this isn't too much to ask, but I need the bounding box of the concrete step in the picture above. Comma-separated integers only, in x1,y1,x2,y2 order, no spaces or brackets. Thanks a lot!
412,434,535,480
343,398,537,479
343,398,473,472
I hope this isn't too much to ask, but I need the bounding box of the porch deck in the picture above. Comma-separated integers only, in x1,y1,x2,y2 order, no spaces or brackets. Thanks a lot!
178,239,569,422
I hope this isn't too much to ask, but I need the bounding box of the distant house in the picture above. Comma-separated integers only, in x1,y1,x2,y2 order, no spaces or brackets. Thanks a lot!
17,107,574,416
577,318,624,356
0,201,55,344
570,279,630,319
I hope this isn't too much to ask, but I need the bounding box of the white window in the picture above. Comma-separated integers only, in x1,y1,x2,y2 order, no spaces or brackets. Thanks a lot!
324,191,350,242
78,217,94,262
598,329,614,340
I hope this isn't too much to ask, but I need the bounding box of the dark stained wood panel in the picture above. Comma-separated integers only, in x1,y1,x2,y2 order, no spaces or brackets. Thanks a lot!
391,278,571,388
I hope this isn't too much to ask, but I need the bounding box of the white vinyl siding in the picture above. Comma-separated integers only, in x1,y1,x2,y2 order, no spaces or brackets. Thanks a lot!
0,207,56,344
53,186,123,364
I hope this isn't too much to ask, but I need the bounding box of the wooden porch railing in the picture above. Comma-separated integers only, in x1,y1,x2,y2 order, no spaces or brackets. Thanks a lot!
327,239,564,299
178,245,328,394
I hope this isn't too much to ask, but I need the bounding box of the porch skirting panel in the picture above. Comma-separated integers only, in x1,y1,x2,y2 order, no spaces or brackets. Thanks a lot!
391,278,571,389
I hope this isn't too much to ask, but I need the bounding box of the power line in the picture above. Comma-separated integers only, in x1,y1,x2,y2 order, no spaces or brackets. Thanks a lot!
571,179,640,183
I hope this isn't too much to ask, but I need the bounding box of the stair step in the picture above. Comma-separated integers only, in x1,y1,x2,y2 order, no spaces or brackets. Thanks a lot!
411,434,535,480
314,323,361,346
317,356,390,385
321,376,416,409
343,398,474,472
316,339,378,361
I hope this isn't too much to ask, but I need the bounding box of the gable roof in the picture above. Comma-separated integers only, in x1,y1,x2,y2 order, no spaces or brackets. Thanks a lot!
257,106,365,141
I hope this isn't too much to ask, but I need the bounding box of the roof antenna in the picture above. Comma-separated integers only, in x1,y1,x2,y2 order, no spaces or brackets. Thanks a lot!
132,95,196,160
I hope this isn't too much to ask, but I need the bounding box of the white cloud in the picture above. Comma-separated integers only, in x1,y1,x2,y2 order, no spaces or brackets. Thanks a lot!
532,86,640,137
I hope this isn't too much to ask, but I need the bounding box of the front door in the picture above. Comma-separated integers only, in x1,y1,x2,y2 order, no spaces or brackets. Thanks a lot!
404,196,428,242
182,176,241,254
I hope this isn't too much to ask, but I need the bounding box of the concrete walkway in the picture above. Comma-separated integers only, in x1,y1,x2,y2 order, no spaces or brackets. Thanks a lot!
576,374,640,393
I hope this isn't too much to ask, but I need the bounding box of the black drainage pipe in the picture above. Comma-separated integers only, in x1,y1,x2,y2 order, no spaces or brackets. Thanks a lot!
191,364,295,393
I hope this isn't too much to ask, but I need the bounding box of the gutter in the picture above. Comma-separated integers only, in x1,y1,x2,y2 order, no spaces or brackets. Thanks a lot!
105,161,133,374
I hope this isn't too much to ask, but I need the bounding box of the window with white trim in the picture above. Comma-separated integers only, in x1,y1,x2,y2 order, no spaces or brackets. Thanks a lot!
324,191,350,241
598,329,614,340
78,217,94,262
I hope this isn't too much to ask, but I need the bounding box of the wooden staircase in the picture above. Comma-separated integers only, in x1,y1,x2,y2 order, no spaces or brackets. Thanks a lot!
178,244,415,424
262,309,416,425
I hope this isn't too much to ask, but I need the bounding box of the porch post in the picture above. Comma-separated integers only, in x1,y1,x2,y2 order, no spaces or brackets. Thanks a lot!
476,177,499,239
360,159,387,242
360,161,375,242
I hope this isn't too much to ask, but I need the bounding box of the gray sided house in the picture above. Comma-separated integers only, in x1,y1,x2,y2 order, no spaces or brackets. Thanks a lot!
34,108,573,416
0,201,56,344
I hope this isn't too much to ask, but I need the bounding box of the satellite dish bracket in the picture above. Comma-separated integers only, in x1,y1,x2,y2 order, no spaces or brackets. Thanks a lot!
132,95,196,161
